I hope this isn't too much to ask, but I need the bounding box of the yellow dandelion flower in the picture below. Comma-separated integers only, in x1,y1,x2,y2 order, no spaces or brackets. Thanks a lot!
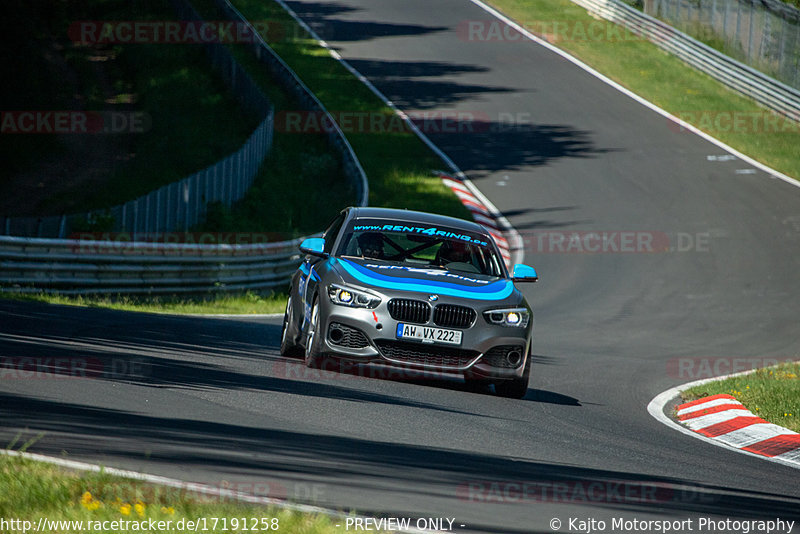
161,506,175,515
81,492,93,505
87,501,101,511
120,503,131,515
135,502,145,516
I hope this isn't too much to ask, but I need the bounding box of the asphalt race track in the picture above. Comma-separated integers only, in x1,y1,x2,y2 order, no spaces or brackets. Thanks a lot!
2,0,800,532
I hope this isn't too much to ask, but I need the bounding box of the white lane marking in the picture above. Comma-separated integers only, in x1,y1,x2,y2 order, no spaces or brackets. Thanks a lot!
716,424,798,448
677,397,743,416
735,169,758,174
0,450,433,533
269,0,525,266
466,0,800,190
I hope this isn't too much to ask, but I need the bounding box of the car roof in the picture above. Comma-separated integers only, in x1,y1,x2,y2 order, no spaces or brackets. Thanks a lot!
348,207,489,236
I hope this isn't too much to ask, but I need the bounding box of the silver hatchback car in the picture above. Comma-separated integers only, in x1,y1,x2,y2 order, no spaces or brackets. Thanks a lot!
280,207,538,398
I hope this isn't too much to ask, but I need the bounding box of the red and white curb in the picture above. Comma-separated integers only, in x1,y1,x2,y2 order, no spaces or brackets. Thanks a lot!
648,366,800,470
677,394,800,465
435,171,518,268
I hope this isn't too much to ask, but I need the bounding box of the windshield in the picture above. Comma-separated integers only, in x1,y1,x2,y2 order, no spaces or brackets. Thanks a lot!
336,219,504,277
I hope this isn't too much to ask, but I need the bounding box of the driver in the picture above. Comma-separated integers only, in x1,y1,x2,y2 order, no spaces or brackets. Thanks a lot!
438,240,472,265
357,232,384,259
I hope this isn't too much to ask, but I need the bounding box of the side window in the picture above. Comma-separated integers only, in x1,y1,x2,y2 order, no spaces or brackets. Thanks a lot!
322,212,346,254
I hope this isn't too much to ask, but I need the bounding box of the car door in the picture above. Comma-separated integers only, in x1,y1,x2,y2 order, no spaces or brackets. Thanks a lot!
299,210,348,332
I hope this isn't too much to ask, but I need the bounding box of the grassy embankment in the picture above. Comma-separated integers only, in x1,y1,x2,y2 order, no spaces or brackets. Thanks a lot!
681,361,799,432
0,451,368,534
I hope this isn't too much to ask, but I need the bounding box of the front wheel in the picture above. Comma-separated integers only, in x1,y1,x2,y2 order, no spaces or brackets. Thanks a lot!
304,297,325,369
494,350,531,399
280,297,302,358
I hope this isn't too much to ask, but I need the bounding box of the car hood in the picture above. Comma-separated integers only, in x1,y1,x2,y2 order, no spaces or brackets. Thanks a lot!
331,257,515,301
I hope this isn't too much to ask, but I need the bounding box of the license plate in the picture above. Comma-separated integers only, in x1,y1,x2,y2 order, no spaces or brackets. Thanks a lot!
396,323,462,345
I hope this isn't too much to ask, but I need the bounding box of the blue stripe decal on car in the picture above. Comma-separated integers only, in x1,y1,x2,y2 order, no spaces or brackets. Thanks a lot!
337,259,514,300
298,262,320,281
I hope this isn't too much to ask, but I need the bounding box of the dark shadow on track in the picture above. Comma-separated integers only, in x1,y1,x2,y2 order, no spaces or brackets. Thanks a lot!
0,301,568,416
346,59,514,109
427,121,617,174
306,21,449,42
285,1,448,43
264,3,620,171
2,392,799,523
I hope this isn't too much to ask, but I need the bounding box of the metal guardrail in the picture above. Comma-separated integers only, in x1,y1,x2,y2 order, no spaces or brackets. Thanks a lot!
3,118,274,240
641,0,800,90
0,235,309,295
212,0,369,208
0,0,372,295
571,0,800,122
1,0,276,239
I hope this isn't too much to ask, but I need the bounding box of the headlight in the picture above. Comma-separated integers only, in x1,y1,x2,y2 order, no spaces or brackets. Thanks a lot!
484,308,530,327
328,284,381,309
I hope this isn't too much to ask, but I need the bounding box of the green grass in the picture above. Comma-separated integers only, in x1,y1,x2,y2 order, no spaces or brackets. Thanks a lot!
681,362,800,432
0,452,364,534
0,291,287,315
185,0,470,236
2,0,473,315
0,0,258,217
486,0,800,180
217,0,472,219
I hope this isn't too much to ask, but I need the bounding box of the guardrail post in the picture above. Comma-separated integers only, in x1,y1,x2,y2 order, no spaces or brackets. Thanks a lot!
183,182,190,231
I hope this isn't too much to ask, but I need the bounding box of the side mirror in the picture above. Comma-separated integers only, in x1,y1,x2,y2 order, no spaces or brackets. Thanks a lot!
299,237,326,257
511,263,538,283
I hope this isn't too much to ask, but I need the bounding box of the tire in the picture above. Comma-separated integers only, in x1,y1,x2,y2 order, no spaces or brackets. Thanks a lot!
280,296,303,358
303,297,325,369
494,350,531,399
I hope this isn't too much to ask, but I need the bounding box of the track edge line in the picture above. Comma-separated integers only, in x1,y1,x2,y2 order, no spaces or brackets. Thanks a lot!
467,0,800,190
0,449,433,533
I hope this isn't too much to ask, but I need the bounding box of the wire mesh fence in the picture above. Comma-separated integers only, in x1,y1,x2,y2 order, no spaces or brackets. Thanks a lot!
2,0,369,240
641,0,800,89
1,0,275,239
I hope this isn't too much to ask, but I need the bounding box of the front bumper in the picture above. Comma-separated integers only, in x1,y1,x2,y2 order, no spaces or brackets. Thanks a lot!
315,293,532,380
